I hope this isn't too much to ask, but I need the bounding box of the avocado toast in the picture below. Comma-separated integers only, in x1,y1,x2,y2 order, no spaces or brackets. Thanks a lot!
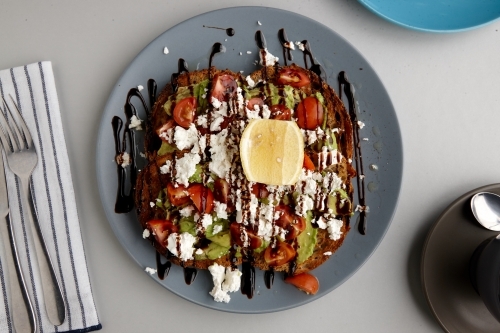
134,58,355,299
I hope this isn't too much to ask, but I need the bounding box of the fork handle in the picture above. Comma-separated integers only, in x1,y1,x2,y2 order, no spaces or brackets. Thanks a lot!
0,215,37,333
19,177,66,326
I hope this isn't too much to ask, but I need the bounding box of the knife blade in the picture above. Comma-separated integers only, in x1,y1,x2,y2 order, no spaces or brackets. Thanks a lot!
0,150,36,333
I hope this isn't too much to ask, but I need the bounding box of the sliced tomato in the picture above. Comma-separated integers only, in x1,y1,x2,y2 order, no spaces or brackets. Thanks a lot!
146,220,179,248
214,178,230,204
166,183,190,206
264,241,296,266
247,97,264,111
274,205,306,240
156,119,175,141
173,97,197,128
270,104,292,120
210,74,237,102
303,153,315,171
284,273,319,295
296,96,324,130
187,184,214,214
230,223,263,249
276,68,311,88
251,183,269,199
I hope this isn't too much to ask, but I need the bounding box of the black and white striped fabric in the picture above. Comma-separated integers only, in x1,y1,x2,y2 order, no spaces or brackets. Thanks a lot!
0,62,101,333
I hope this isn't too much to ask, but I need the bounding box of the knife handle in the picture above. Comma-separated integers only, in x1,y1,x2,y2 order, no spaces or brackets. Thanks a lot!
0,215,37,333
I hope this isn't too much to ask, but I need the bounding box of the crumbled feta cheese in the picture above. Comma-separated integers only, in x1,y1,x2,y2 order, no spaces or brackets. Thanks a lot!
259,48,279,66
211,96,222,109
179,205,195,217
208,263,230,303
323,251,332,256
149,202,155,208
159,160,171,174
295,41,305,51
145,267,157,275
239,52,242,56
201,214,213,229
209,129,233,178
246,51,252,54
137,85,144,91
316,216,327,229
142,229,150,239
195,248,204,255
355,205,369,213
357,121,365,129
261,105,271,119
174,124,198,150
362,137,369,141
197,114,208,128
175,153,201,186
222,267,242,292
246,75,256,88
214,201,228,220
285,41,295,50
208,264,243,303
370,164,378,171
167,232,197,261
326,219,343,240
212,224,223,235
257,21,262,25
295,194,314,217
163,46,169,54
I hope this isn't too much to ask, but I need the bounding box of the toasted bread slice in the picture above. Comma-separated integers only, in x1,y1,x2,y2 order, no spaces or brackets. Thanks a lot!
135,63,354,274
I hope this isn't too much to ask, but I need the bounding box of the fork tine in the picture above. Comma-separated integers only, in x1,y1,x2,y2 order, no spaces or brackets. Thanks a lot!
0,95,25,151
8,95,33,148
0,108,9,151
0,101,18,153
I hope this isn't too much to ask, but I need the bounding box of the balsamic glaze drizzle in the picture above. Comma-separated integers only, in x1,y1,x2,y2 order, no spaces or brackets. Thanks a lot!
203,25,235,36
112,88,148,213
264,269,274,289
278,29,293,66
300,40,327,81
156,251,171,280
338,71,367,235
209,42,225,69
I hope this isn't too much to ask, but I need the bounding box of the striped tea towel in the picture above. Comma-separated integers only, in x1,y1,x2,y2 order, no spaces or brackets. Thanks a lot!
0,62,101,333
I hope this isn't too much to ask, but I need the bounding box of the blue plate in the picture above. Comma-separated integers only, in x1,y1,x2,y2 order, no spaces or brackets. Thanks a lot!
358,0,500,32
97,6,402,313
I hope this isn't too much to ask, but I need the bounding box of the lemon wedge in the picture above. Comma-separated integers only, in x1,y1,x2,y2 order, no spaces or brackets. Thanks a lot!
240,119,304,185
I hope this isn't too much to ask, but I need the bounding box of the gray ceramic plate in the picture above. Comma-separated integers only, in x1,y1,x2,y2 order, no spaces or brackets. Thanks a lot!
422,184,500,332
96,6,402,313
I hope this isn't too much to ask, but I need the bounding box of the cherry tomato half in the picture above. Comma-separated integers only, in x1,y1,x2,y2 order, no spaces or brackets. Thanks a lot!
173,97,197,128
277,68,311,88
230,223,263,249
146,219,178,247
303,153,315,171
284,273,319,295
263,240,296,266
210,74,238,102
247,97,264,111
187,184,214,214
166,183,190,206
270,104,292,120
296,96,324,130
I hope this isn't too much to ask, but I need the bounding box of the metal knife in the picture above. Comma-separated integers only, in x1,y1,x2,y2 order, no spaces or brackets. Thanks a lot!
0,151,36,333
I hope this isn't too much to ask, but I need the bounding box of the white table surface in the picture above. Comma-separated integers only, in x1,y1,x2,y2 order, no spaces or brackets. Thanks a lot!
2,1,500,332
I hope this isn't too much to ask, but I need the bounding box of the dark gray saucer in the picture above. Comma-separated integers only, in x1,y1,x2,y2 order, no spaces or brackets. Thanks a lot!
422,184,500,332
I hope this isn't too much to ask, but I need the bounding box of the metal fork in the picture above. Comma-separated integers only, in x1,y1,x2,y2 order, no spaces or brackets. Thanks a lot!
0,95,66,326
0,146,36,332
